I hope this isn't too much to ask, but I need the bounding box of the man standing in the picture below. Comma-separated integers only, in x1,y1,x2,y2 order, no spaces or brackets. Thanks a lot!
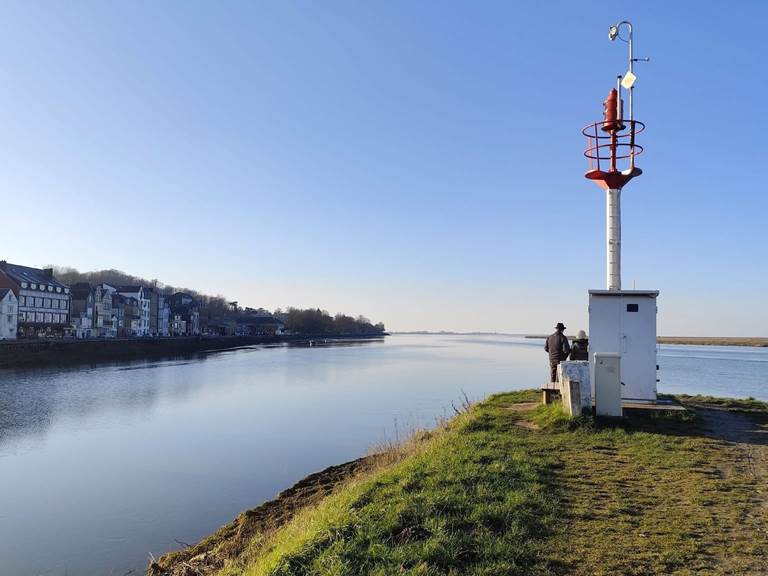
545,322,571,382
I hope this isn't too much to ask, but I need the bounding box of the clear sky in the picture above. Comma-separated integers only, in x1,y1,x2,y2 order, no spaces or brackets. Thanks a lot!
0,1,765,335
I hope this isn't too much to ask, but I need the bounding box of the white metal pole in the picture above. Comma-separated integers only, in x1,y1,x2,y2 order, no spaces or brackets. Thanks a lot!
606,188,621,290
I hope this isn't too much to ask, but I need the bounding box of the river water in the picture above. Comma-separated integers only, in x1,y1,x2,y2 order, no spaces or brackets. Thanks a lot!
0,334,766,575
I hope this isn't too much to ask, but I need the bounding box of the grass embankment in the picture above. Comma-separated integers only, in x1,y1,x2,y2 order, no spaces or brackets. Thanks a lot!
150,391,768,576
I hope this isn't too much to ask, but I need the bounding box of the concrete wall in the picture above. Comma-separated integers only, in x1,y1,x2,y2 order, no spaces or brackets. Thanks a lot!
557,360,592,416
0,333,386,368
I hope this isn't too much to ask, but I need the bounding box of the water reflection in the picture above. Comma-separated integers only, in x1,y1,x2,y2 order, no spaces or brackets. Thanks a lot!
0,357,213,444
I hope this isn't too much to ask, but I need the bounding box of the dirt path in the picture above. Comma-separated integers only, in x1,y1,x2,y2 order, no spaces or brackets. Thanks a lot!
697,407,768,503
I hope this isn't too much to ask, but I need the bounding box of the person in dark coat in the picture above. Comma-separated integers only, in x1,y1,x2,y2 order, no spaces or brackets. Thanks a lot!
570,330,589,361
545,322,571,382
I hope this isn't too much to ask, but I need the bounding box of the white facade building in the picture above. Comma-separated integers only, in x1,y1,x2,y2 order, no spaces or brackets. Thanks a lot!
94,284,118,338
158,294,170,336
0,262,70,338
117,286,150,336
0,289,18,339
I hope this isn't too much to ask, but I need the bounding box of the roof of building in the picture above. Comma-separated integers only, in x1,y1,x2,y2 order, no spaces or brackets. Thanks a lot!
0,288,11,300
0,261,69,290
117,285,143,293
113,293,138,305
588,290,659,297
70,283,93,299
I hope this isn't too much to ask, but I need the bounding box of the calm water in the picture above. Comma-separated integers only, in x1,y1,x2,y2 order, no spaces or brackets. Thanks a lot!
0,334,766,575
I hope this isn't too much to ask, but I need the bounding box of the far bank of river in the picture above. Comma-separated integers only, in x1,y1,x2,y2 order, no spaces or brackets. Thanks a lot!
0,333,387,368
523,334,768,347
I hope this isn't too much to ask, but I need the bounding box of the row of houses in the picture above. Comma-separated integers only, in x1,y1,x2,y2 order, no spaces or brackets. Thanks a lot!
0,260,284,340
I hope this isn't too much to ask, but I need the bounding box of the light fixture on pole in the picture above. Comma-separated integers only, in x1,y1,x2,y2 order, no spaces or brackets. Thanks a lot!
607,20,649,122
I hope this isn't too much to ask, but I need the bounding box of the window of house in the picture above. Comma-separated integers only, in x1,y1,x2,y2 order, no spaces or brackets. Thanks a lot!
36,312,43,322
627,304,639,312
35,297,42,308
31,284,37,290
18,296,24,306
61,300,68,310
56,287,61,293
44,298,51,308
21,282,27,288
44,313,52,323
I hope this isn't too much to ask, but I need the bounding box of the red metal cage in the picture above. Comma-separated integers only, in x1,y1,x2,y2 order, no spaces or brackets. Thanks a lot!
582,119,645,190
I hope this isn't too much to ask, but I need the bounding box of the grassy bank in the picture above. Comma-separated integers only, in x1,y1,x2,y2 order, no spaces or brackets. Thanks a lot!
150,391,768,575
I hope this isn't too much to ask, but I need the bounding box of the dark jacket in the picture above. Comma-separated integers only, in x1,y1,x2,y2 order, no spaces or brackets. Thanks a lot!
569,338,589,361
545,331,571,363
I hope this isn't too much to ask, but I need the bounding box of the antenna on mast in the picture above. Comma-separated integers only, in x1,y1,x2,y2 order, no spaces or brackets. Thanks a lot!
608,20,650,123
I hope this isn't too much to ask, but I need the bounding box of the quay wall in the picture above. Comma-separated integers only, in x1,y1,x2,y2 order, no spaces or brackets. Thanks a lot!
0,334,386,369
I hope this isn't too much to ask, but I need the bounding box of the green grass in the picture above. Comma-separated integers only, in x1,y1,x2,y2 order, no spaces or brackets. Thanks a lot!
162,390,768,576
675,393,768,412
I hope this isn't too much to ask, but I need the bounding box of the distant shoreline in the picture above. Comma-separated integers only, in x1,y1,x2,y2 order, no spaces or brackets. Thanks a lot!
523,335,768,348
395,332,768,347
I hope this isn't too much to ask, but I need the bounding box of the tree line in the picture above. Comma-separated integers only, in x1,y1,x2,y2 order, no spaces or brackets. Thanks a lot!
282,308,385,335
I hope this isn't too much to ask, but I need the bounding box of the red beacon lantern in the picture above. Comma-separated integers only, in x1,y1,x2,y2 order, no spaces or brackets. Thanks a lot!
582,86,643,191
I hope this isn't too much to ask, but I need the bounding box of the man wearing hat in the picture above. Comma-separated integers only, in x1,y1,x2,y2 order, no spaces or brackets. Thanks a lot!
545,322,571,382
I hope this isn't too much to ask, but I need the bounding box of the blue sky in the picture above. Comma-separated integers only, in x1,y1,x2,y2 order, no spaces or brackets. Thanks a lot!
0,1,765,335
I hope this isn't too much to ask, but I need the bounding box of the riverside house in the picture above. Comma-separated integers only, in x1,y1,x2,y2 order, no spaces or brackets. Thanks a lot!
70,283,96,339
146,287,171,336
117,286,150,336
0,288,18,339
169,292,200,336
94,283,118,338
0,261,71,338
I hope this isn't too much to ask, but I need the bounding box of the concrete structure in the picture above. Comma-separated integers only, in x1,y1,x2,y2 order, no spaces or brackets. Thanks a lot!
558,361,592,414
589,290,658,403
0,261,71,338
0,288,18,339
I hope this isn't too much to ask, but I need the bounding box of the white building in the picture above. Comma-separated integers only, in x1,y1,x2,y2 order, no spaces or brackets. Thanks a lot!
0,262,70,338
117,286,150,336
94,283,118,338
0,288,18,340
158,294,170,336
